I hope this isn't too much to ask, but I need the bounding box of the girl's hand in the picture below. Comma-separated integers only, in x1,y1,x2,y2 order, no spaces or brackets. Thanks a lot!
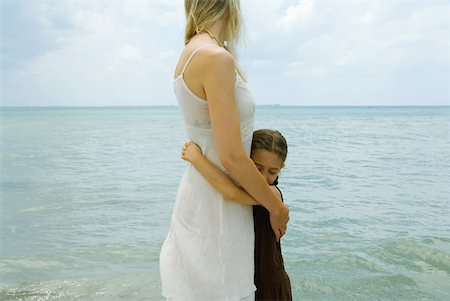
181,141,203,163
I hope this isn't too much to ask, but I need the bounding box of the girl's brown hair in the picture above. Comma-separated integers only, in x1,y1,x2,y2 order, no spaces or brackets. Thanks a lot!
251,129,288,163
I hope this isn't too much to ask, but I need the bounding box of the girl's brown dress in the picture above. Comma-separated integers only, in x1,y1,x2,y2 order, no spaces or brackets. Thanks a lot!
253,182,292,300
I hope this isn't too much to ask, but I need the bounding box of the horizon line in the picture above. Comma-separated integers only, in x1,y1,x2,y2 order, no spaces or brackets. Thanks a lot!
1,104,449,108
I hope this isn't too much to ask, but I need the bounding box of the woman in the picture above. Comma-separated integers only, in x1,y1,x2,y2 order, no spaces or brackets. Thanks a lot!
159,1,289,300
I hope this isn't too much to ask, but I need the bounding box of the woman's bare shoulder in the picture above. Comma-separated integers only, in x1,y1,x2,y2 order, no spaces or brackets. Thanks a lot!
200,46,235,72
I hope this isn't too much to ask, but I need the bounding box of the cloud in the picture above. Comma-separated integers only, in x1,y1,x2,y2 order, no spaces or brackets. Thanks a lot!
242,0,449,105
278,0,314,30
1,0,72,69
117,45,145,62
1,0,448,106
1,0,184,106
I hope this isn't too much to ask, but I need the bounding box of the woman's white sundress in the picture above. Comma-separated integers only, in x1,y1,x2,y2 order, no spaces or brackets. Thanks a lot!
160,45,257,301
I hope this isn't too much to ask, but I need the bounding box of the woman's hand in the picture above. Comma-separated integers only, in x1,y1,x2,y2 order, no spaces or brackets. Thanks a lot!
269,203,290,241
181,141,203,164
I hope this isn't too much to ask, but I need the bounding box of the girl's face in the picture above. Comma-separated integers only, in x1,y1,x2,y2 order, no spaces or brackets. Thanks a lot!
251,149,284,185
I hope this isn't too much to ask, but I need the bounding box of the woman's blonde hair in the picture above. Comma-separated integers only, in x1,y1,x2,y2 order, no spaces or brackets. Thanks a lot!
184,0,244,78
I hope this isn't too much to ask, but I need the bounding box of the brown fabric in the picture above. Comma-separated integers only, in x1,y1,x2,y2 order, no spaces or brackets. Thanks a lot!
255,279,292,301
253,185,292,301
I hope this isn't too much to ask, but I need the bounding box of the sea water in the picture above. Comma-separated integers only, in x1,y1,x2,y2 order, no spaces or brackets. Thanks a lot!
1,106,449,300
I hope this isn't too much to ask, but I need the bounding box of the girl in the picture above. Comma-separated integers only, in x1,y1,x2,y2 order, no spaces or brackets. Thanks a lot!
182,129,292,301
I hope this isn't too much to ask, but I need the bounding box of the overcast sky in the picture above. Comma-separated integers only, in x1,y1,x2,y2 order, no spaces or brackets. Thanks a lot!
1,0,449,106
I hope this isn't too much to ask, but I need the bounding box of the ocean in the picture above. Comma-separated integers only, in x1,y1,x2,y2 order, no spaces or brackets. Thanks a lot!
1,106,449,300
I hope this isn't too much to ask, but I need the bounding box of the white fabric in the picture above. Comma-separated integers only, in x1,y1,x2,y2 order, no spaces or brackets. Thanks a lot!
160,45,257,301
166,292,254,301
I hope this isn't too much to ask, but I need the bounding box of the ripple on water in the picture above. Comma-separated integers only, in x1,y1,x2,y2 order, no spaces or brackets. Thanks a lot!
371,238,450,274
0,272,162,301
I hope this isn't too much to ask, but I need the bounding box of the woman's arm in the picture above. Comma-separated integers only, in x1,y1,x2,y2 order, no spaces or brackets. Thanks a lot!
200,47,289,241
181,141,259,206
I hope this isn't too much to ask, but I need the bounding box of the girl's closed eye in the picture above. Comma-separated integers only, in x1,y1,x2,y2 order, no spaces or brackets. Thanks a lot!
251,149,284,185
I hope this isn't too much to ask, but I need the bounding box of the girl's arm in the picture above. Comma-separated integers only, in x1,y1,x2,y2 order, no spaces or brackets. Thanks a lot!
181,141,258,206
199,47,289,240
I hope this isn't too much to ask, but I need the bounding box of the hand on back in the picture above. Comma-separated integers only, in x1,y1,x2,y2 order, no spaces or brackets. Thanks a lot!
181,141,203,164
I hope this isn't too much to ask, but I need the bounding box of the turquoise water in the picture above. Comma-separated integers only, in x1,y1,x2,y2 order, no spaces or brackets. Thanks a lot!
1,106,449,300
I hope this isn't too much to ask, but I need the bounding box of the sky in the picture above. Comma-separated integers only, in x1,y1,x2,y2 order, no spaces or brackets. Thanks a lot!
0,0,449,106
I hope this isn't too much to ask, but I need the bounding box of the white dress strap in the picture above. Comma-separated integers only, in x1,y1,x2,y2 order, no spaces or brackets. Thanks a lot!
180,44,219,75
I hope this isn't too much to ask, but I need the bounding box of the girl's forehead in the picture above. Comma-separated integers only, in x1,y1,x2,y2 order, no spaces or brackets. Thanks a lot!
251,149,284,167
